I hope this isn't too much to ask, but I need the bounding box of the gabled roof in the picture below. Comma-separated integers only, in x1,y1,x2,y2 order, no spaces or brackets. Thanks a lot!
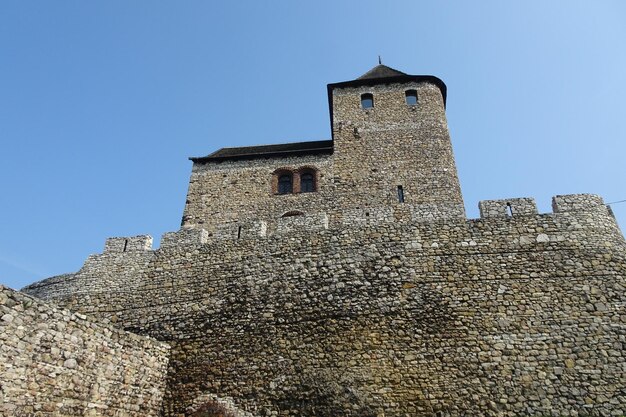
357,64,407,80
190,140,333,163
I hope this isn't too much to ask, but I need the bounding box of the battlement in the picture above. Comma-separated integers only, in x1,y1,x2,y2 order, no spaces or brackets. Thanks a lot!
104,235,153,253
24,194,626,417
93,194,622,257
552,193,606,212
478,197,538,218
477,193,612,219
161,228,209,248
214,220,268,239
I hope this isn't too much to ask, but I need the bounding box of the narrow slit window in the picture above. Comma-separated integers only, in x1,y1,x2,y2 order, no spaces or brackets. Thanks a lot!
397,186,405,203
278,174,293,194
506,202,513,217
123,239,128,252
361,93,374,109
405,90,418,106
237,225,242,239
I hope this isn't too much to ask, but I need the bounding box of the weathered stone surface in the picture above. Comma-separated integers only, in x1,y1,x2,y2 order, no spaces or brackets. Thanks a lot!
22,196,626,417
15,66,626,416
0,285,169,416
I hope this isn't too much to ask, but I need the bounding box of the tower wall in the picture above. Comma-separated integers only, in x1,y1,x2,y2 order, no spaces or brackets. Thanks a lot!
331,81,465,220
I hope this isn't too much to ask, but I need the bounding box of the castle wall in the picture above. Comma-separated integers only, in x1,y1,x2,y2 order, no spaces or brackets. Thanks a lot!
0,285,169,417
22,195,626,417
331,81,465,219
181,153,335,232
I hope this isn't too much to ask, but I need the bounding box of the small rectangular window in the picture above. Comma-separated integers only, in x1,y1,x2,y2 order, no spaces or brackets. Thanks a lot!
405,90,418,106
397,185,405,203
361,93,374,109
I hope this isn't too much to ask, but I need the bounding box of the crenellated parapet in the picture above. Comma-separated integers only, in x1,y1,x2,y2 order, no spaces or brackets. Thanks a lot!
92,194,621,255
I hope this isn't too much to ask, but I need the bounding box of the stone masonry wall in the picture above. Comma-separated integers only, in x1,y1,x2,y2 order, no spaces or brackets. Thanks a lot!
182,80,466,232
331,81,465,219
182,153,335,233
0,284,170,417
22,194,626,417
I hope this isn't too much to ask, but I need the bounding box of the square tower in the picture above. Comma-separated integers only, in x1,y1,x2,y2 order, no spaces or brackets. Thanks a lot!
328,65,465,220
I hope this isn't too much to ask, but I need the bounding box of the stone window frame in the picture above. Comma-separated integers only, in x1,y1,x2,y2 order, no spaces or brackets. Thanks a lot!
272,166,319,195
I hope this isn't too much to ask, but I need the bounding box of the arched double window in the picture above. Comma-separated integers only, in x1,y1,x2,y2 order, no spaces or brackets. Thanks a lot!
272,167,318,195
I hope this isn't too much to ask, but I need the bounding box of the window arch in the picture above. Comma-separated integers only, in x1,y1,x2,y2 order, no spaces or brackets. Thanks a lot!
282,210,304,218
405,89,418,106
277,173,293,194
361,93,374,109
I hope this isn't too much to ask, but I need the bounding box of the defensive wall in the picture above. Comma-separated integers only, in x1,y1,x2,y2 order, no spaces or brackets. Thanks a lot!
0,284,170,416
22,193,626,416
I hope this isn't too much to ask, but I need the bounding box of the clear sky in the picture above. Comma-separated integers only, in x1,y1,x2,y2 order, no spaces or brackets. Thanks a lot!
1,1,625,290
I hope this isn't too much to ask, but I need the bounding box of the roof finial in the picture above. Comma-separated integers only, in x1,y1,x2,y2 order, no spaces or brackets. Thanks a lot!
378,55,382,65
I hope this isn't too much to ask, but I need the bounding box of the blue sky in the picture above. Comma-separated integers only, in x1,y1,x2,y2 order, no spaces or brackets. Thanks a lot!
1,1,625,289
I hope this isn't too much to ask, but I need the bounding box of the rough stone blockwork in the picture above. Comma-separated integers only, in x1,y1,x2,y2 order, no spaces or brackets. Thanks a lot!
21,195,626,417
0,285,169,417
15,66,626,417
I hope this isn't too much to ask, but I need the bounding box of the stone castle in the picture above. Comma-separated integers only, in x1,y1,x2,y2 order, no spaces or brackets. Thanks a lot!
2,65,625,417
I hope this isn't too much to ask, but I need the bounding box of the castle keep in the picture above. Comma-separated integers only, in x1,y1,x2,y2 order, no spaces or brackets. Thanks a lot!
3,65,625,416
182,65,463,234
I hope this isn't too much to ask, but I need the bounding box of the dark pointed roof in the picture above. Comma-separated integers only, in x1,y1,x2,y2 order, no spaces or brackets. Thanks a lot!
357,64,407,80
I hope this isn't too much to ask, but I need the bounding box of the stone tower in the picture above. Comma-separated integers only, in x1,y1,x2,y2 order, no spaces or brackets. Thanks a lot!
329,65,465,220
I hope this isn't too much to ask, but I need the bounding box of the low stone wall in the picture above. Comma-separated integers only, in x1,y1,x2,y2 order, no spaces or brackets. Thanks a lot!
0,285,169,417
